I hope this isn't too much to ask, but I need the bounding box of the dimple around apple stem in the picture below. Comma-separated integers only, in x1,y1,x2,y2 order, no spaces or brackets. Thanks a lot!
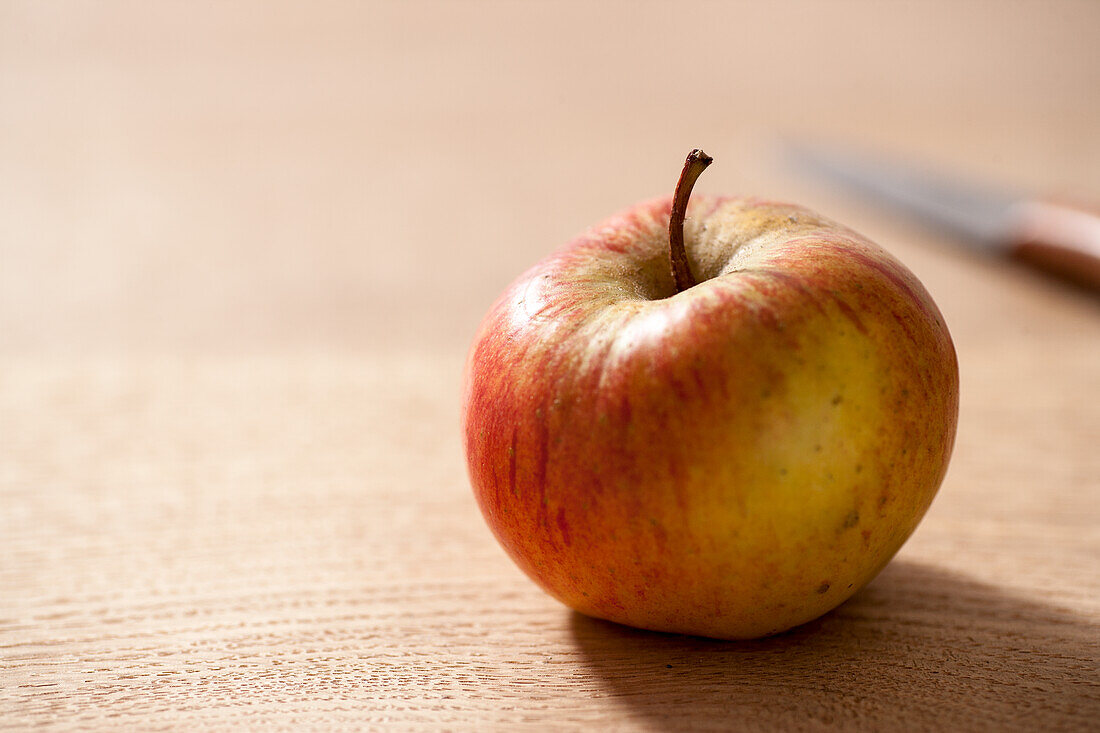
669,149,714,293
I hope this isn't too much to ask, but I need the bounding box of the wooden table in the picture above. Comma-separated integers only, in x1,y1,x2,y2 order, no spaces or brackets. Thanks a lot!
3,2,1098,729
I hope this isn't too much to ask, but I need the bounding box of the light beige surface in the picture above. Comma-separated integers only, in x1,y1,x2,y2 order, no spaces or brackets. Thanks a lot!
2,1,1099,729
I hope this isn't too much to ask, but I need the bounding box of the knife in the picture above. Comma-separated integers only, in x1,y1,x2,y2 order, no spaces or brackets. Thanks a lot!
786,143,1100,292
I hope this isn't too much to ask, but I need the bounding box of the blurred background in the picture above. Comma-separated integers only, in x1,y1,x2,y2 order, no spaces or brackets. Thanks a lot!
2,0,1098,356
3,1,1099,728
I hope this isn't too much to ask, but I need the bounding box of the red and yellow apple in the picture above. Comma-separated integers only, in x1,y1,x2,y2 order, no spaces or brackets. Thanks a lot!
462,151,959,639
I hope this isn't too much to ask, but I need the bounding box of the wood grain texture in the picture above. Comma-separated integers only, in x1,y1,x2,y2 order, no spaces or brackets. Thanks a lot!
2,1,1099,729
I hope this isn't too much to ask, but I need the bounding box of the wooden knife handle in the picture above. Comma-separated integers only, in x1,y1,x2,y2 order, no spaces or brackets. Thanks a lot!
1008,200,1100,292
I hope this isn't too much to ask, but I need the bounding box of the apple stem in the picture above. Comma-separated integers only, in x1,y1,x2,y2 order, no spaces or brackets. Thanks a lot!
669,149,713,293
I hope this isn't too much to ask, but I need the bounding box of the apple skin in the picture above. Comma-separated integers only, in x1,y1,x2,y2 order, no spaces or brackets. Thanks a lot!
463,194,959,640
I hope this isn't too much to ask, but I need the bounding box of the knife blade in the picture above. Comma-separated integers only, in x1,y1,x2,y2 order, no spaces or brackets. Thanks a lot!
786,143,1100,292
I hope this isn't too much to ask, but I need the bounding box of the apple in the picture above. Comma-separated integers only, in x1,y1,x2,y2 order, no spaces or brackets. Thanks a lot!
462,150,959,639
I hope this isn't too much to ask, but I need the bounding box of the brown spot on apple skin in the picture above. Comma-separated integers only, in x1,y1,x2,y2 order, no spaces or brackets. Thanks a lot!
816,582,831,594
861,528,873,546
841,509,859,529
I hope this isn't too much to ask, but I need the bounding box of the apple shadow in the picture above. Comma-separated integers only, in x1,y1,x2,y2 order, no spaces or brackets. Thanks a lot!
568,560,1099,730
